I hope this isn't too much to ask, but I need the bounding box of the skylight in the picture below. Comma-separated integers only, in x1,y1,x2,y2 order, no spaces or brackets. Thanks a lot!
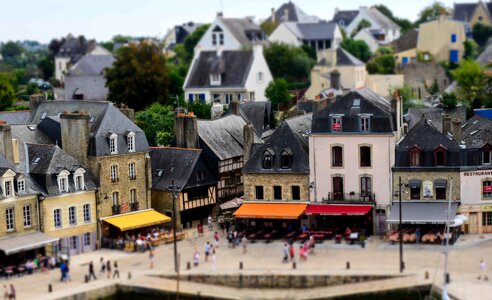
32,157,41,163
353,99,360,107
41,112,47,120
470,129,480,135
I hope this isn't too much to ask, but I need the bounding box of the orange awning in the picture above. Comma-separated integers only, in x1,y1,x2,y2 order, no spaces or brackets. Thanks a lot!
233,203,307,219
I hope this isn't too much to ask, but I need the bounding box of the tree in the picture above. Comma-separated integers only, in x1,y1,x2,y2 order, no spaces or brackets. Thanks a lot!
182,24,210,63
135,103,174,146
260,21,278,36
463,40,478,60
265,78,291,109
472,23,492,48
353,19,372,36
373,4,413,33
425,78,440,96
340,39,371,62
442,92,458,108
105,42,170,111
0,74,15,111
1,41,23,59
264,42,313,83
452,60,487,109
373,55,396,74
415,1,450,26
187,100,212,119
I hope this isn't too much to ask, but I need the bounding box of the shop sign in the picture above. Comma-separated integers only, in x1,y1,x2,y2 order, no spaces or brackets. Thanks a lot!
484,185,492,193
423,180,433,197
481,204,492,212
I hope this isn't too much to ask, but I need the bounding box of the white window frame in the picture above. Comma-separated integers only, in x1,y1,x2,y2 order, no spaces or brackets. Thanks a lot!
360,115,370,132
74,168,85,191
111,165,119,182
130,189,137,204
256,72,264,83
23,205,31,228
4,179,13,197
6,207,14,231
83,204,91,223
127,132,135,152
68,206,76,226
17,178,25,193
54,209,62,228
109,133,118,154
112,192,119,206
210,73,221,86
57,170,70,193
129,163,136,180
83,232,91,246
70,236,77,250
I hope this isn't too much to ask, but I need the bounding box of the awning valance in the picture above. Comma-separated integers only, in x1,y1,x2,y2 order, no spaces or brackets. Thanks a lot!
233,203,307,219
409,179,421,188
0,232,59,255
102,209,171,231
387,201,458,224
306,204,373,216
434,179,447,188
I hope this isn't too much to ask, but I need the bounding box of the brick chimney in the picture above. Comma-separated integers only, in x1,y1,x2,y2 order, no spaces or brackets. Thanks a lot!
0,121,14,163
184,113,199,149
271,7,275,23
174,109,186,148
442,114,451,135
451,119,462,142
243,122,254,162
60,111,90,167
118,104,135,122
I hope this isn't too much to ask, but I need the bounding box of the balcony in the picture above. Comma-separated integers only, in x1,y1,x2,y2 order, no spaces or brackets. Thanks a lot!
322,192,376,203
112,205,121,215
130,202,139,211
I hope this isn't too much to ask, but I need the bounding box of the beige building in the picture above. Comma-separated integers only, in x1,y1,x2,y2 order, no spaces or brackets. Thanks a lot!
452,2,492,28
417,16,466,63
392,29,418,66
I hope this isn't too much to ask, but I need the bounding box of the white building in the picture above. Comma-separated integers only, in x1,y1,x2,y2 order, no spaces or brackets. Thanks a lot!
353,28,380,53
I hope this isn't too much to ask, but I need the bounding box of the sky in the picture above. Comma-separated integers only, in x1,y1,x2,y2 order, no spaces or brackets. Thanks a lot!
1,0,458,44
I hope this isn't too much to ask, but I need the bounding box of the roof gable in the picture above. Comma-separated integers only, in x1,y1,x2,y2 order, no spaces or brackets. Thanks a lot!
285,22,337,40
398,117,461,151
333,10,359,27
219,17,266,48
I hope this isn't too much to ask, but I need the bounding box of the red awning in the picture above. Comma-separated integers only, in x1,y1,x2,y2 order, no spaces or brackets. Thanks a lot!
305,204,373,216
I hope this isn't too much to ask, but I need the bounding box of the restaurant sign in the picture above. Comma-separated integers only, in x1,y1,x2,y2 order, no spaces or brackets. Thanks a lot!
464,171,492,176
482,204,492,212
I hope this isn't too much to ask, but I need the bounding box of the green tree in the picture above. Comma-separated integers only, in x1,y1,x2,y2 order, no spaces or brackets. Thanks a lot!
1,41,23,59
260,21,278,36
472,23,492,48
373,4,413,33
187,100,212,119
366,61,383,74
340,39,371,62
373,55,396,74
0,74,15,110
105,42,170,111
264,42,313,82
425,78,440,96
452,60,487,109
353,19,372,36
463,40,478,60
182,24,210,63
415,1,450,26
442,92,458,108
265,78,291,109
135,103,174,146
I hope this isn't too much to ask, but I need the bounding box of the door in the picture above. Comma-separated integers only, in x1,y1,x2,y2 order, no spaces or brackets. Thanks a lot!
468,212,478,233
402,57,409,65
333,177,344,201
449,50,459,63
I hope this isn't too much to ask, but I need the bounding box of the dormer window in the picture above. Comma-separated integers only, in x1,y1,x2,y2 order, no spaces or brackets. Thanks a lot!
74,168,85,191
212,26,224,46
17,177,25,193
410,146,421,167
127,132,135,152
280,149,293,169
483,144,492,165
359,115,370,132
109,133,118,154
2,170,16,197
4,180,12,197
262,148,275,169
57,170,70,193
434,146,447,166
331,116,342,132
210,73,221,86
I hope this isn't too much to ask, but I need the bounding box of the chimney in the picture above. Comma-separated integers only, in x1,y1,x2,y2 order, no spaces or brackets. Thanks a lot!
12,139,19,164
60,111,90,167
391,90,403,132
243,122,254,162
442,114,451,135
284,8,289,21
211,101,224,119
118,104,135,122
0,121,14,163
184,112,199,149
451,119,462,142
230,100,240,115
271,7,275,23
330,70,341,90
29,94,44,112
253,44,263,57
174,109,186,148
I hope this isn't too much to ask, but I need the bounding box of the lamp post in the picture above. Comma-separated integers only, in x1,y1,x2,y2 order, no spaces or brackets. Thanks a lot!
398,177,405,273
168,179,180,273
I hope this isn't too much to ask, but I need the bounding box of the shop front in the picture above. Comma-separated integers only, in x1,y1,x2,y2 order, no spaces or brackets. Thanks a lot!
0,232,59,266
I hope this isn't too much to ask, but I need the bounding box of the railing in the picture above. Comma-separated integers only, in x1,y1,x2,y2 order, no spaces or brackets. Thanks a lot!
130,202,139,211
323,192,376,203
112,205,121,215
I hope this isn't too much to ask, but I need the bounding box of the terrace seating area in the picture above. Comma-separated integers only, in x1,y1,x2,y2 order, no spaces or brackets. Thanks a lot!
386,227,456,245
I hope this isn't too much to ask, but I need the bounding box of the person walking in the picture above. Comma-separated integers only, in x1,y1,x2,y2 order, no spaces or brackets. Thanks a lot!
59,262,67,282
242,236,248,254
211,250,217,272
415,228,421,245
309,236,315,255
282,244,289,263
214,232,220,248
289,243,295,262
478,259,488,280
227,231,234,248
99,257,106,276
65,264,72,282
193,248,200,267
113,261,120,279
4,284,8,300
208,215,213,231
106,260,112,279
204,242,211,262
88,261,97,281
8,285,15,300
149,249,155,269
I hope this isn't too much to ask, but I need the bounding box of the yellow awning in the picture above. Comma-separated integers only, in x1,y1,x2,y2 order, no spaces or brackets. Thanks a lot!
103,210,171,231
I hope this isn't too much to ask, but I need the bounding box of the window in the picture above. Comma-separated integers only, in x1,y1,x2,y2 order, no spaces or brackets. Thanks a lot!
210,73,221,85
436,187,446,200
112,192,119,206
127,132,135,152
360,116,370,132
332,146,343,167
483,144,492,165
130,189,137,203
360,177,372,196
74,168,85,191
360,146,371,167
17,178,25,193
262,150,274,169
255,186,264,200
23,205,31,228
225,94,233,104
6,208,14,231
410,147,421,166
212,33,217,45
451,34,457,43
483,180,492,198
83,204,91,223
109,133,118,154
70,236,77,250
434,146,446,166
273,186,282,200
128,163,136,180
280,150,292,169
331,116,342,132
291,186,300,200
483,212,492,226
257,72,264,83
83,232,91,247
410,187,420,200
57,170,69,193
54,209,62,228
332,176,344,200
219,33,224,45
249,92,255,101
197,170,206,182
111,165,119,182
4,180,12,197
68,206,76,225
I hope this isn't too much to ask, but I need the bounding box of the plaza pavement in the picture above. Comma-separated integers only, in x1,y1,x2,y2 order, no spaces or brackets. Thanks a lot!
6,227,492,300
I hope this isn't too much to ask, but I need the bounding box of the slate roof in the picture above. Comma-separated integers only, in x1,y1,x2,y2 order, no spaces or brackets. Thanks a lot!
30,101,149,157
224,101,274,134
462,115,492,148
333,10,359,27
478,42,492,65
243,113,311,174
398,117,461,151
56,35,96,61
0,153,40,199
26,144,96,196
393,29,419,53
220,18,266,48
67,54,115,76
405,105,467,133
198,114,263,161
311,88,394,134
150,147,217,192
265,1,319,23
335,47,364,66
452,3,486,22
367,7,399,30
0,111,30,125
185,50,253,89
283,22,337,40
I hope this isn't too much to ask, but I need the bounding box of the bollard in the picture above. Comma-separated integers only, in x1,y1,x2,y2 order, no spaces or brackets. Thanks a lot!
445,273,450,284
239,262,243,270
292,262,296,269
425,271,429,280
187,262,191,270
85,275,89,283
48,284,52,293
128,272,132,280
346,261,350,269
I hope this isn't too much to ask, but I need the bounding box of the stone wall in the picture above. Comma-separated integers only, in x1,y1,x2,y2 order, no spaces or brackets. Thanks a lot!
392,171,460,201
244,173,309,201
151,190,182,228
403,63,448,99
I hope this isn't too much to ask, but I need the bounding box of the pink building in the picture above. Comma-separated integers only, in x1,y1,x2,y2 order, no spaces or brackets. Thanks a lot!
309,88,402,235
